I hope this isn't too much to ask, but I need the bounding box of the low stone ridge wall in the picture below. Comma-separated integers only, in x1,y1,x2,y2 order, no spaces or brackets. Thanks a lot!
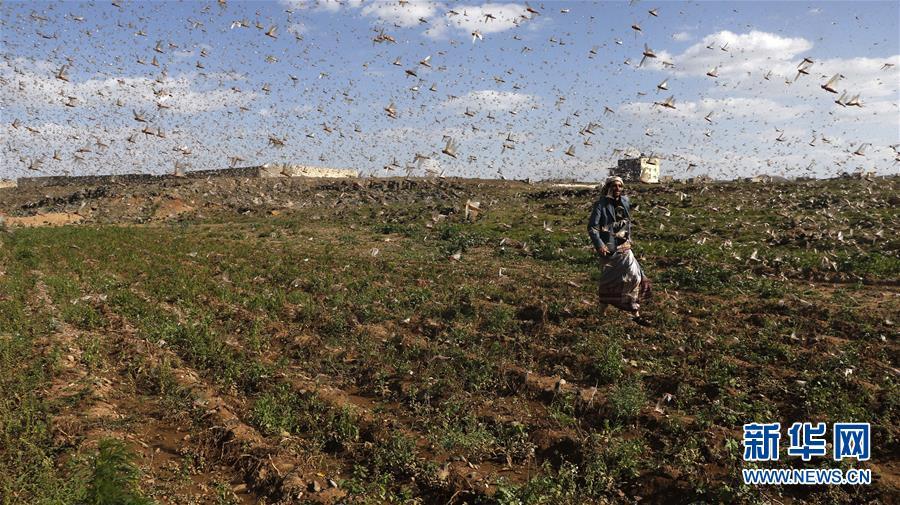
14,165,368,189
259,164,358,178
185,166,263,178
16,173,162,189
15,167,266,189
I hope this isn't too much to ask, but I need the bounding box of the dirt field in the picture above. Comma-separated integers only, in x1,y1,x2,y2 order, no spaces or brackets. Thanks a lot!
1,176,897,504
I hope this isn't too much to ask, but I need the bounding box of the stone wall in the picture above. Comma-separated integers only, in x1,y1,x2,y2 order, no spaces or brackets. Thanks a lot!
185,166,263,178
260,163,358,178
14,164,356,189
16,173,162,189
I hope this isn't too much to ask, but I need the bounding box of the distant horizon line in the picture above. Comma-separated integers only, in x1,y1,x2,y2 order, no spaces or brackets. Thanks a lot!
3,166,892,187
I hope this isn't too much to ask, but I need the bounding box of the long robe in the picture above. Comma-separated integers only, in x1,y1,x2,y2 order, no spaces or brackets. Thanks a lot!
596,248,651,312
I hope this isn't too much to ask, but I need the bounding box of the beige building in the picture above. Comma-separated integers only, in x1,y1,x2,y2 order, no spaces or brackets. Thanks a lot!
612,156,661,183
260,163,358,178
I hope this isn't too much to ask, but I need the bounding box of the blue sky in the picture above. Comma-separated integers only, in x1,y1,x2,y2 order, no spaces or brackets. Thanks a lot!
2,0,898,181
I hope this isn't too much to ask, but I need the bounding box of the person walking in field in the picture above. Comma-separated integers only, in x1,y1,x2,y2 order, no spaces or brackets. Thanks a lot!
587,176,652,320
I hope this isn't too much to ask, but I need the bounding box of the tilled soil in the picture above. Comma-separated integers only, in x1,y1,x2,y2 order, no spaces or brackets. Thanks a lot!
1,175,896,504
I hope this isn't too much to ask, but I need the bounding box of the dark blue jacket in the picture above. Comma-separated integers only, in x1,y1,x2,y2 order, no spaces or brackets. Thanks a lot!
587,195,631,251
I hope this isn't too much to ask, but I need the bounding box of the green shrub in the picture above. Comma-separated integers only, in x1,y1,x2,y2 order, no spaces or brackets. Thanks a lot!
657,264,732,293
581,431,646,496
84,438,151,505
251,386,360,450
370,433,419,479
608,380,646,422
482,303,516,334
590,340,623,385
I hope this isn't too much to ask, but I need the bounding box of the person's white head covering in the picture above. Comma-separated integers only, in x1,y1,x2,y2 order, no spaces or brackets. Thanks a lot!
601,176,624,197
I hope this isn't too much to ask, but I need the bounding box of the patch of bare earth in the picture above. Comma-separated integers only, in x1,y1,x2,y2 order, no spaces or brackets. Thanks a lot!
32,278,353,503
152,197,195,220
2,212,83,227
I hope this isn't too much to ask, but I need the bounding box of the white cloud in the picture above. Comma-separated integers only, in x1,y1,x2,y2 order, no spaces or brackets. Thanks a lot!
642,30,813,79
441,3,531,35
360,0,436,28
633,27,898,116
831,98,899,126
280,1,533,40
672,31,693,42
279,0,355,12
700,96,811,121
613,87,898,179
0,58,256,115
620,99,698,120
698,54,899,129
423,21,450,40
799,55,900,99
632,31,899,131
621,96,810,123
287,22,307,36
426,4,538,41
1,120,209,178
525,15,552,33
441,90,539,112
317,0,345,12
